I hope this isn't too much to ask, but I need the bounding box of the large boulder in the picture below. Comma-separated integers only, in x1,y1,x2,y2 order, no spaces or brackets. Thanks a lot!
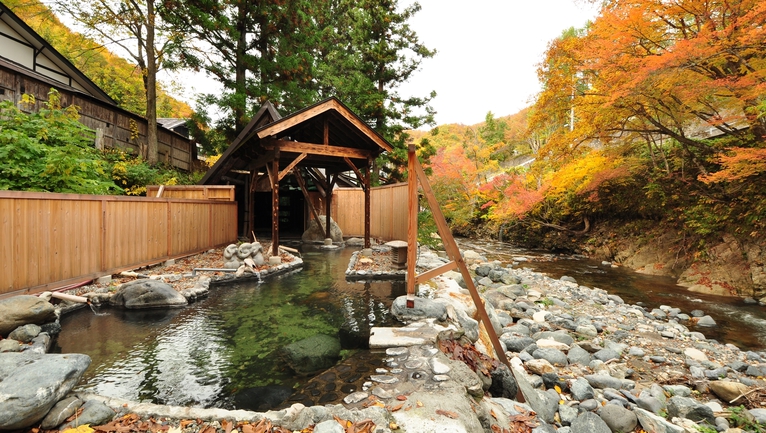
0,352,91,430
301,216,343,243
233,385,294,411
109,280,187,309
280,334,341,375
0,296,56,336
391,296,447,323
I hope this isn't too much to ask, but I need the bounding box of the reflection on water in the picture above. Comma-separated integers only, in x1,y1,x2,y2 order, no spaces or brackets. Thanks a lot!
458,238,766,350
57,247,404,409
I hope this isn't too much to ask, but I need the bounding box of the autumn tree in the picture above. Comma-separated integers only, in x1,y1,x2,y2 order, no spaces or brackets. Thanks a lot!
53,0,187,165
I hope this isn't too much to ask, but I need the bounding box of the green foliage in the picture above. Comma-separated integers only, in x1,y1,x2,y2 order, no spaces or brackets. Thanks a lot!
417,209,440,249
728,406,766,433
0,91,120,194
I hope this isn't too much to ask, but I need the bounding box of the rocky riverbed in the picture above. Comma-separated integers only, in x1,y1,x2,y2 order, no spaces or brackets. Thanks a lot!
2,244,766,433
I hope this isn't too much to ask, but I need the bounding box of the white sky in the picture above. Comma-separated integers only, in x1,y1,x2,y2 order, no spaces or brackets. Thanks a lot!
399,0,599,126
163,0,599,127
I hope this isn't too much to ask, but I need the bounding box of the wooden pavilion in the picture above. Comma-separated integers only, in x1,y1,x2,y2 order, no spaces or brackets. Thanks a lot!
199,97,393,255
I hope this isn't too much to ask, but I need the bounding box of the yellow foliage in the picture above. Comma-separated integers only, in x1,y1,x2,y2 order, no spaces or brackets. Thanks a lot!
62,424,94,433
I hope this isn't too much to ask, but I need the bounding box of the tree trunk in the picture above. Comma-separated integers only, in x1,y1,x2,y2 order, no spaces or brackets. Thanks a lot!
146,0,158,165
234,1,247,132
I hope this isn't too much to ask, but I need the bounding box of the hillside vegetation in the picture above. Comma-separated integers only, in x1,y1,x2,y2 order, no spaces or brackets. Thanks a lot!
421,0,766,297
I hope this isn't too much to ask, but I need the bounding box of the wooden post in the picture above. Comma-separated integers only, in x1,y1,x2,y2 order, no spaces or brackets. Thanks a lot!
248,170,257,238
365,155,372,249
271,147,280,256
325,173,333,240
406,145,418,308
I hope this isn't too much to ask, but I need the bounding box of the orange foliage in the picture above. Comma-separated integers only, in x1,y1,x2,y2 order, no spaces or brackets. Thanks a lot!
700,147,766,183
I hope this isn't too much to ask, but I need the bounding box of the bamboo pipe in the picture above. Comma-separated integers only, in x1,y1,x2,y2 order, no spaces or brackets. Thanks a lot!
50,292,88,304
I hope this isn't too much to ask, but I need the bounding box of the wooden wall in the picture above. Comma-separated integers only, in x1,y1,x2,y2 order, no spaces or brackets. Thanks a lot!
0,191,237,299
146,185,235,201
328,183,408,241
0,63,195,171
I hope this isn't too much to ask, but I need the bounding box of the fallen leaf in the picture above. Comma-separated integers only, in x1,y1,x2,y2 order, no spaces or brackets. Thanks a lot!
62,425,94,433
389,422,399,430
396,395,408,401
221,419,234,433
435,409,459,419
389,403,404,412
416,401,423,407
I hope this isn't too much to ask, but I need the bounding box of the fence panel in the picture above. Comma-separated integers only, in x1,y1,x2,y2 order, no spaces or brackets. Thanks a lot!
0,191,238,299
331,183,408,241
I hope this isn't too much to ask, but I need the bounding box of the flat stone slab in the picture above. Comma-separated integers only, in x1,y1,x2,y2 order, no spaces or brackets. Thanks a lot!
369,322,453,348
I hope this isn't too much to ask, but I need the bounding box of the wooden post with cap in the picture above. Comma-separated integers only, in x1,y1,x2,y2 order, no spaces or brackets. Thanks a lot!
406,144,418,308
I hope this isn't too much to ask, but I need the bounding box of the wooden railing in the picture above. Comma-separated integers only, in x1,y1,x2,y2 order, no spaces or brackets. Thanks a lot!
0,191,238,299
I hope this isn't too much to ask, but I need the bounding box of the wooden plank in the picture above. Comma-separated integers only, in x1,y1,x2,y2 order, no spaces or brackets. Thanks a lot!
278,152,307,181
412,152,509,368
365,156,372,248
264,139,371,159
415,261,457,285
407,145,418,304
0,198,13,292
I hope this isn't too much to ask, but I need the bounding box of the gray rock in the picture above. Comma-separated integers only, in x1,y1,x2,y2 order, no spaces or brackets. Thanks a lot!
568,345,592,365
40,396,82,429
302,216,343,243
576,324,598,337
532,423,557,433
559,403,579,425
500,335,535,353
0,296,57,336
746,365,766,377
599,404,637,433
584,374,624,390
514,366,555,423
505,324,531,336
667,395,715,423
663,385,692,397
312,419,345,433
697,315,717,327
391,296,447,323
561,276,578,284
727,360,749,372
535,331,575,346
690,309,705,317
478,276,494,286
593,348,620,362
636,396,664,414
109,280,187,309
500,273,521,285
0,339,21,353
533,348,568,366
628,347,645,357
489,364,518,400
59,400,115,430
0,352,91,430
750,408,766,424
454,308,479,342
571,377,595,401
280,334,341,375
8,324,41,343
579,399,599,411
634,408,684,433
233,385,294,411
570,412,610,433
488,269,506,282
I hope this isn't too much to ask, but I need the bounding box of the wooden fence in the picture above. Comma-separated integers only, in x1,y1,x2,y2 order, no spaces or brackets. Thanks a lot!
332,183,408,241
146,185,235,201
0,191,238,299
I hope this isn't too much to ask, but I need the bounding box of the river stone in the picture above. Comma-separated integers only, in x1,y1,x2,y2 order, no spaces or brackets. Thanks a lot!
593,348,620,362
312,419,345,433
636,396,664,414
635,408,684,433
598,404,637,433
750,408,766,424
0,339,21,353
302,216,343,243
667,395,715,423
559,403,579,426
0,352,91,430
536,338,570,351
500,335,535,353
8,324,41,343
570,411,610,433
576,324,598,337
567,345,592,365
489,364,518,400
708,381,749,403
584,374,623,390
525,359,555,375
536,331,575,346
59,400,115,430
0,296,57,336
40,396,82,429
571,377,595,401
454,308,479,342
696,315,717,327
109,280,187,309
391,296,447,323
533,348,568,366
280,334,341,375
391,387,485,433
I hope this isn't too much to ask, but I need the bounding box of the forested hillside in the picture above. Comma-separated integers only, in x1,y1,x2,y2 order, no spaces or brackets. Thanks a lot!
422,0,766,298
5,0,191,118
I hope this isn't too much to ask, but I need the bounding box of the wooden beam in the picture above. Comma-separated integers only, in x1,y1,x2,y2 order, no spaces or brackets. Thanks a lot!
293,168,324,231
246,150,276,172
343,157,366,190
278,152,307,181
415,261,458,285
411,150,509,368
264,164,274,189
324,118,329,145
364,155,372,249
255,99,392,152
406,145,418,308
325,173,336,240
264,139,371,159
272,146,280,256
308,167,328,197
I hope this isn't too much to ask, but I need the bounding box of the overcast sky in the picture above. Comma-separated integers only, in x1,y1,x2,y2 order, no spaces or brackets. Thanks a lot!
399,0,599,127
